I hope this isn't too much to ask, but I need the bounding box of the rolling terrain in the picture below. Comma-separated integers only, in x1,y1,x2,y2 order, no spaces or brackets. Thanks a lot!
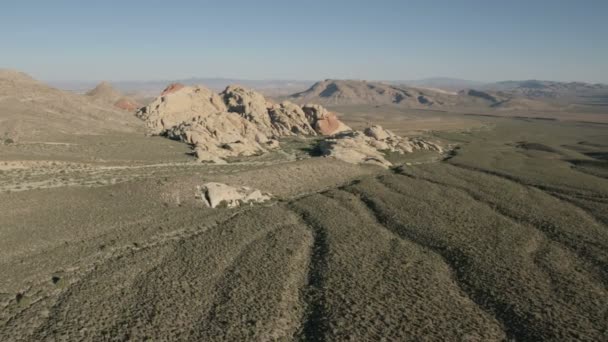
288,79,563,113
288,79,608,122
1,107,607,340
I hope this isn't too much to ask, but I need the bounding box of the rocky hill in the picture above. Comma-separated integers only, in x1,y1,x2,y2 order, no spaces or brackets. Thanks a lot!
290,79,446,107
136,83,440,166
0,69,143,142
136,83,352,163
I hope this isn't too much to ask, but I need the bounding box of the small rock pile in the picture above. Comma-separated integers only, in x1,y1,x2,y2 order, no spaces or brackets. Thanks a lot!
319,125,442,168
198,182,272,208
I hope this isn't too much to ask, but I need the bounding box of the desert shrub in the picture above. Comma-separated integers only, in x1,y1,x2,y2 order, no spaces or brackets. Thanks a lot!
4,138,14,144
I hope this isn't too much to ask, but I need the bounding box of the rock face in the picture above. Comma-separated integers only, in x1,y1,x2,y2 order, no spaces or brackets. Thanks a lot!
267,102,317,136
136,84,350,163
221,86,273,133
199,182,272,208
320,125,443,168
165,112,276,164
220,86,321,137
136,86,228,134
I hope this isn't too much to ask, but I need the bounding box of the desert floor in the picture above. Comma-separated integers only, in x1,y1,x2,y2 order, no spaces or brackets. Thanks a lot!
1,110,607,340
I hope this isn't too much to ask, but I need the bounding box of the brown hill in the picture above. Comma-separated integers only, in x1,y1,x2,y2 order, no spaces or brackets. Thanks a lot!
86,81,122,100
290,80,442,107
290,79,560,112
0,69,143,142
86,81,142,112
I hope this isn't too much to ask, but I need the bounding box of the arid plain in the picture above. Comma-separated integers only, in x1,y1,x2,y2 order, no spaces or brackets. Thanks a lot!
1,71,607,340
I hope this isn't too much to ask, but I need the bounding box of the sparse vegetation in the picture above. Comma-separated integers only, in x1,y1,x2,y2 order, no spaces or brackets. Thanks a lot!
1,113,606,340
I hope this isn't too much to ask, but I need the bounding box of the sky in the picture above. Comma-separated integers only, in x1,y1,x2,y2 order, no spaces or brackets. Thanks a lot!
1,0,607,83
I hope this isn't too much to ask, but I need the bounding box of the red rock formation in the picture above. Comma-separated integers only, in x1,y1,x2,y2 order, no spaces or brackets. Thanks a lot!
114,98,140,111
161,83,185,96
315,112,342,135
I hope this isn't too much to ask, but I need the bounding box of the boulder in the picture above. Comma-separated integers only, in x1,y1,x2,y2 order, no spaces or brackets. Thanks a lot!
199,182,272,208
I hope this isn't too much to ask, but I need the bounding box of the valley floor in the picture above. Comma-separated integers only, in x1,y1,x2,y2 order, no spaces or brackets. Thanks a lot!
1,117,607,341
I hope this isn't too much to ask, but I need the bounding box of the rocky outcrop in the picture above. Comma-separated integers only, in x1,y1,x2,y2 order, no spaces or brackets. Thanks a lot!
319,131,393,168
267,102,317,136
164,111,276,163
363,125,443,153
198,182,272,208
135,84,351,163
302,104,351,135
136,86,227,134
319,125,442,168
221,86,273,133
219,85,322,137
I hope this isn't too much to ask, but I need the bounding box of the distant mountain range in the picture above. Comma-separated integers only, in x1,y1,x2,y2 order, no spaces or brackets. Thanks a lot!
400,78,608,105
47,75,608,112
50,78,316,98
395,78,486,92
288,79,560,112
480,80,608,106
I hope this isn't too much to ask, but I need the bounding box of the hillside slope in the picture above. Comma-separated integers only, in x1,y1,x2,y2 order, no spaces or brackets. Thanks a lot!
0,69,143,142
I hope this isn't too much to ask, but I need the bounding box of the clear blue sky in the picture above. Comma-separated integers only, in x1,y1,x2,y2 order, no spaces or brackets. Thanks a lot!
2,0,607,82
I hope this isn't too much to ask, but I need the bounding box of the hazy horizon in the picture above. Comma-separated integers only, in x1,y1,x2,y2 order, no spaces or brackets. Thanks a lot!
2,1,607,83
45,76,607,87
